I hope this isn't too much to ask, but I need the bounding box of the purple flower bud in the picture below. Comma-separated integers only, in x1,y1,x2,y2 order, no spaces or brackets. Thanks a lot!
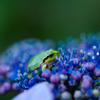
94,68,100,77
41,69,51,79
3,82,11,91
58,84,66,92
0,86,5,94
85,62,96,71
81,80,91,89
83,75,92,82
0,65,9,74
12,82,19,90
50,74,60,84
71,71,82,81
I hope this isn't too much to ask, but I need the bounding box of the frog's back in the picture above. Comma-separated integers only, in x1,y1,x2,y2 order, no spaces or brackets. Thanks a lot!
27,49,58,72
27,51,47,71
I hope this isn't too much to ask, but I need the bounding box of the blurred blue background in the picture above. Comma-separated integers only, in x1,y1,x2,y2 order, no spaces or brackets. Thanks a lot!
0,0,100,99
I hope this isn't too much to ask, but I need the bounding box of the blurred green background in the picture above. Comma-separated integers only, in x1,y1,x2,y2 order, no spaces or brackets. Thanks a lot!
0,0,100,53
0,0,100,99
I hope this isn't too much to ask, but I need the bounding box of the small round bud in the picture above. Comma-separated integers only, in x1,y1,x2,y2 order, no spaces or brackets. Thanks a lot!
12,82,19,90
61,91,71,100
50,74,60,84
74,90,82,99
68,79,76,86
60,74,68,81
71,71,82,81
92,89,99,97
81,80,91,89
0,65,8,74
41,69,51,79
83,75,92,82
58,84,66,92
85,62,96,71
94,68,100,77
0,86,5,94
3,82,11,91
93,45,96,49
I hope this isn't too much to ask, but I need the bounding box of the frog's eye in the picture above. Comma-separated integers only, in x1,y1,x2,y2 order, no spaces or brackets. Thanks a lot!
49,54,54,57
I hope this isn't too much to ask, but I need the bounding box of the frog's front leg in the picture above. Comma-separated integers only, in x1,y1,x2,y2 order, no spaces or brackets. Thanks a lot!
41,63,48,71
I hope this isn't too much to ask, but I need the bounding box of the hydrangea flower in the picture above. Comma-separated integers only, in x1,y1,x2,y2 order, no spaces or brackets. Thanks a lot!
15,45,100,99
1,33,100,100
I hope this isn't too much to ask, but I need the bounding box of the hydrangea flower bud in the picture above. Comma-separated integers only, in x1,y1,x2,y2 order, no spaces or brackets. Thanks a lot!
0,86,5,94
60,74,68,81
3,82,11,91
85,62,96,71
83,75,92,82
0,65,9,74
61,91,71,100
92,89,99,97
71,71,82,81
12,82,19,90
41,69,51,79
58,84,66,92
68,79,76,86
74,90,82,99
50,74,60,84
81,80,91,89
94,68,100,77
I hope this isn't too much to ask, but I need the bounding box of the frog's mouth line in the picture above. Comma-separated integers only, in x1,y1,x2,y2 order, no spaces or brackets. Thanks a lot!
44,59,56,63
43,53,55,63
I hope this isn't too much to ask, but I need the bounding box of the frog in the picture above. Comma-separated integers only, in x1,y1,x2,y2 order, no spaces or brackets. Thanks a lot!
27,49,60,73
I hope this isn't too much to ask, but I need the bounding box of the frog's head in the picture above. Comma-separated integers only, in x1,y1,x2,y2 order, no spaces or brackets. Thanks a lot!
44,49,60,63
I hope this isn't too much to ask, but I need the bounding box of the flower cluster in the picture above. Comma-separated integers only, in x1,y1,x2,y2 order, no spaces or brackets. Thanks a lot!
15,45,100,100
1,33,100,100
0,38,55,94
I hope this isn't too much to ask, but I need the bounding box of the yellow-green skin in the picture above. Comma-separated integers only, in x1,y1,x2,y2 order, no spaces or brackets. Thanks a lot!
27,49,60,72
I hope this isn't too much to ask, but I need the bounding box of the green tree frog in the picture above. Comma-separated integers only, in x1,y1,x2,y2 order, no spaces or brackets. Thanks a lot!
27,49,60,73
